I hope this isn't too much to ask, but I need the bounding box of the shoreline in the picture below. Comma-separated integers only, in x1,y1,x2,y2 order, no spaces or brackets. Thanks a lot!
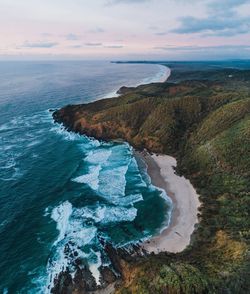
102,64,171,99
50,61,249,293
137,152,200,253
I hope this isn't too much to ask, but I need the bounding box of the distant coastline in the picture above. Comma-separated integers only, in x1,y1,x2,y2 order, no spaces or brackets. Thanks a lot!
102,64,171,99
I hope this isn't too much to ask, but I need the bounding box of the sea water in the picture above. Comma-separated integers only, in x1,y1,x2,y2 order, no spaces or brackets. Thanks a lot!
0,60,171,293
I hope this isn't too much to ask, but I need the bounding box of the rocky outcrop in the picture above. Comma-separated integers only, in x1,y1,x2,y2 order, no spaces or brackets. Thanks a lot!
49,236,147,294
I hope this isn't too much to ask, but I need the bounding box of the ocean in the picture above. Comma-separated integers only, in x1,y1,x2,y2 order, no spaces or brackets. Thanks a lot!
0,60,171,293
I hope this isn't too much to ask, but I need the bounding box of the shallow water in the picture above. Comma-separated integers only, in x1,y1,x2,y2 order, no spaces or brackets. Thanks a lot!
0,60,171,293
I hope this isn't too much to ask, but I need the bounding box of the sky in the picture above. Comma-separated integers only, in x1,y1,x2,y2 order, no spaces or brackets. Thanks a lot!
1,0,250,60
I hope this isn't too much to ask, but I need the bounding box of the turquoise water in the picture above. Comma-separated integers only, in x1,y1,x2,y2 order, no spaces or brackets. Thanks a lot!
0,61,171,293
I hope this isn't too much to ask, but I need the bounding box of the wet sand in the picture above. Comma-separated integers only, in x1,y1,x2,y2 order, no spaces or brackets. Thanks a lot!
138,152,200,253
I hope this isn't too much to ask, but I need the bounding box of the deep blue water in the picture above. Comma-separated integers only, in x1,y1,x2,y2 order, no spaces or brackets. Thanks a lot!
0,61,171,293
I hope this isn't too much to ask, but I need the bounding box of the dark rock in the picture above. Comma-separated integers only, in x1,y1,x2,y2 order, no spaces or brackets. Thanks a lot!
81,265,98,291
72,267,87,294
116,86,134,95
51,265,99,293
64,244,70,255
51,268,73,294
74,257,83,266
100,266,117,285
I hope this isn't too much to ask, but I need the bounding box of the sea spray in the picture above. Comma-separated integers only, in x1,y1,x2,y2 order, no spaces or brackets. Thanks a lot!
72,165,102,190
51,201,73,245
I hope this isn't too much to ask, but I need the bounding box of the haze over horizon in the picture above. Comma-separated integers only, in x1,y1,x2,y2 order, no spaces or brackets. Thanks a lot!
1,0,250,60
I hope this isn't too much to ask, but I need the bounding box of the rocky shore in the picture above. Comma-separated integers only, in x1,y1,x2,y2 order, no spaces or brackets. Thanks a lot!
50,236,147,294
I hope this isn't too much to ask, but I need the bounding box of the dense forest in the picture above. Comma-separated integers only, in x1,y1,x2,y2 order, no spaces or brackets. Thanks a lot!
53,62,250,293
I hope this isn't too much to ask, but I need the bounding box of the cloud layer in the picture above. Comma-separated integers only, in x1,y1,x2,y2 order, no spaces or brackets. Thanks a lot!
1,0,250,59
22,41,58,48
173,0,250,36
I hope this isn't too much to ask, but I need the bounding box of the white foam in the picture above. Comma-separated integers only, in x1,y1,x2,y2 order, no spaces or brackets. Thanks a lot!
115,193,143,206
94,144,132,200
73,204,138,224
67,220,97,245
129,157,147,187
88,251,102,285
50,122,102,147
84,149,112,165
72,165,101,190
45,201,98,293
71,147,115,192
43,207,50,217
95,206,137,223
42,142,153,292
141,65,171,84
102,89,119,99
51,201,73,245
50,125,82,141
45,245,70,294
98,164,129,200
0,113,48,134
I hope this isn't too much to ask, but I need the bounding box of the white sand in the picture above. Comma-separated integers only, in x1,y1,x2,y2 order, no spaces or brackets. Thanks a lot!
143,154,201,253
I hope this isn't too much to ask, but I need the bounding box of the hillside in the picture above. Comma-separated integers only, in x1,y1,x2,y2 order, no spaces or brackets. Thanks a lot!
53,63,250,293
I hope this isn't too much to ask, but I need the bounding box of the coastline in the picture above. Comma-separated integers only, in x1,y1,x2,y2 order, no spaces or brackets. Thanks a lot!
50,62,173,292
50,61,250,293
137,152,201,253
102,64,171,99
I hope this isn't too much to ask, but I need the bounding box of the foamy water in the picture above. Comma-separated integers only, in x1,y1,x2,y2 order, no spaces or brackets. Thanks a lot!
0,61,171,293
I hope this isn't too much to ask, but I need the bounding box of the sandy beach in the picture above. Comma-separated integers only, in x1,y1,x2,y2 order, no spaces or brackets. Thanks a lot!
139,152,201,253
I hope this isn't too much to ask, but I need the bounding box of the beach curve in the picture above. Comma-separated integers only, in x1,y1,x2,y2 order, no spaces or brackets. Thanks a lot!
140,152,201,254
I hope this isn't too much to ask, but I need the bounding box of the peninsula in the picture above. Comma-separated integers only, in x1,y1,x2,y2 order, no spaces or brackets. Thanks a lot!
53,62,250,294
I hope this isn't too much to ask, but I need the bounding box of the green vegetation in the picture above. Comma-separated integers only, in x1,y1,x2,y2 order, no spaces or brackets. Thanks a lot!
54,64,250,293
